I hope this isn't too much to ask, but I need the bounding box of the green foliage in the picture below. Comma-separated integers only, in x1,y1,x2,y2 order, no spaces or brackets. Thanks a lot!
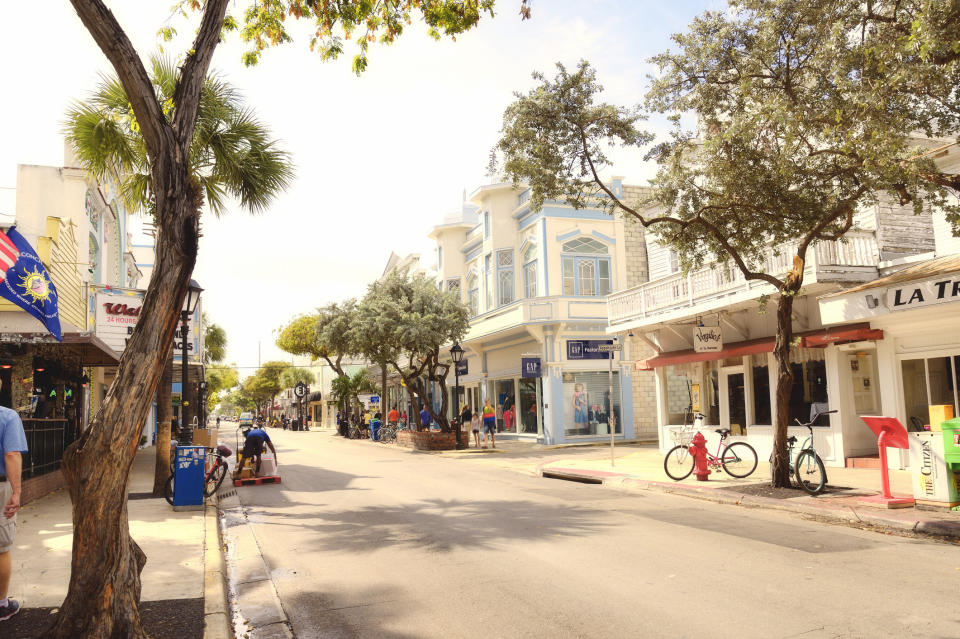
280,366,315,388
277,302,359,375
64,55,294,217
330,370,377,415
203,314,227,364
205,363,239,412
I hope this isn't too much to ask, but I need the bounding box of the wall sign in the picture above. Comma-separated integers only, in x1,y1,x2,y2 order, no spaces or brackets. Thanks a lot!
521,357,541,378
94,291,144,353
566,340,614,360
885,274,960,311
694,325,723,352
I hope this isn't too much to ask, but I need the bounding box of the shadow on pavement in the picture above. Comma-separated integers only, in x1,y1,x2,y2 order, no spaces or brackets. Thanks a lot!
249,497,611,554
278,584,426,639
243,463,377,494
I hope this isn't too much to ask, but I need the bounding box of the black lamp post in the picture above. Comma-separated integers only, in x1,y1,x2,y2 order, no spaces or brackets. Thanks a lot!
179,279,203,445
450,342,464,450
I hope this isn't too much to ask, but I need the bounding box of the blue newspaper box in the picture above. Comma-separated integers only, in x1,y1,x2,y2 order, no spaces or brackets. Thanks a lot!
173,446,206,510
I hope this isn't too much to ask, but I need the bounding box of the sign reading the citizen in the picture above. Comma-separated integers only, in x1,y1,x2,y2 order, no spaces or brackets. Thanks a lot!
885,274,960,311
694,325,723,352
567,339,615,360
95,291,144,353
521,357,541,378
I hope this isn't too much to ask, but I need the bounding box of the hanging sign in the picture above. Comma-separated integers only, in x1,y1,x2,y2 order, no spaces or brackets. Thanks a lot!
94,291,144,353
455,360,468,376
566,340,615,360
694,325,723,352
521,357,541,378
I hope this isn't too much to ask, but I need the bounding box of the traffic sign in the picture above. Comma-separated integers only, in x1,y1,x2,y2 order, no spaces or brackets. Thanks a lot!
596,344,622,352
294,382,308,398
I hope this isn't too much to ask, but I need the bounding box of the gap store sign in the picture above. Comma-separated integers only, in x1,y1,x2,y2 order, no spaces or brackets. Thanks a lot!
566,339,615,360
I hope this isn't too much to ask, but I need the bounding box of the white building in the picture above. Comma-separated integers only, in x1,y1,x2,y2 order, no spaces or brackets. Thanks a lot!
429,179,657,444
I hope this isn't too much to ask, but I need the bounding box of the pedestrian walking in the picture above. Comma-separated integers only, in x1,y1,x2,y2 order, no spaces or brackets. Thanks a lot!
419,405,432,430
0,383,28,622
387,405,399,426
470,413,481,448
481,398,496,448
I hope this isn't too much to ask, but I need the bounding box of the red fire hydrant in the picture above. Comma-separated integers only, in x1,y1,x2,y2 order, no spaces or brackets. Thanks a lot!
688,432,711,481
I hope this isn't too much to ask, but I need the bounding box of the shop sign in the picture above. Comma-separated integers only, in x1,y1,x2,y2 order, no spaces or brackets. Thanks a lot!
95,292,144,353
694,325,723,352
885,274,960,312
521,357,541,378
455,360,468,376
567,339,614,360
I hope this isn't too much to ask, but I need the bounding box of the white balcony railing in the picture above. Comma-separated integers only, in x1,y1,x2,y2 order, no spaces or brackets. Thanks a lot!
608,232,879,326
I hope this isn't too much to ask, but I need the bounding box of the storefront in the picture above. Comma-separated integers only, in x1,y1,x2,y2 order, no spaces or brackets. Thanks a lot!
819,255,960,469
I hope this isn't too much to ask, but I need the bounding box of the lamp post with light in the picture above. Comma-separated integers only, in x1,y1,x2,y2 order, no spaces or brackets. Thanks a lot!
450,342,464,450
179,280,203,445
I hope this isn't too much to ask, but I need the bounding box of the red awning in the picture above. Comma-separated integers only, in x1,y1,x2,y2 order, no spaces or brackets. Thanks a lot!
638,323,881,370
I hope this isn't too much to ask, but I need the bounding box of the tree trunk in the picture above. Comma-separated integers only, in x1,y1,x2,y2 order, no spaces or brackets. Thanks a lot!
380,361,388,422
770,292,795,487
152,352,174,496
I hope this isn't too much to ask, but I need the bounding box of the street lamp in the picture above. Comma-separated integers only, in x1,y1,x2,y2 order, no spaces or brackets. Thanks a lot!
179,279,203,445
450,342,464,450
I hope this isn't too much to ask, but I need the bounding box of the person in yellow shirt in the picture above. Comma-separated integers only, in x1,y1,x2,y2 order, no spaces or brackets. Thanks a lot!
481,398,496,449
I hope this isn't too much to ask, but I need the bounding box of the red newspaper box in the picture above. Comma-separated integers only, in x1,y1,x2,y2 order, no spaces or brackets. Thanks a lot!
859,416,914,508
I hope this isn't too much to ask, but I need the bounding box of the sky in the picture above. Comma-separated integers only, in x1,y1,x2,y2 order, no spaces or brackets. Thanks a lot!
0,0,717,376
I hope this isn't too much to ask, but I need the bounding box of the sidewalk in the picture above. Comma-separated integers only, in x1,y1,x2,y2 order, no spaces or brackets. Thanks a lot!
6,446,208,638
535,446,960,540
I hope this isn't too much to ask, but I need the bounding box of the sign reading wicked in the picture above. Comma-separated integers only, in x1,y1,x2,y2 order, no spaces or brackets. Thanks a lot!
566,340,615,360
0,226,61,340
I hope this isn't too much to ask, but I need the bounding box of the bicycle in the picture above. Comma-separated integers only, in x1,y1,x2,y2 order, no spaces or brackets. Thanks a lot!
663,414,758,480
164,444,232,506
377,421,399,443
771,410,832,495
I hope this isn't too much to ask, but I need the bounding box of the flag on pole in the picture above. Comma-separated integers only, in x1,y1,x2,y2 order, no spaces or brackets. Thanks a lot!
0,226,62,341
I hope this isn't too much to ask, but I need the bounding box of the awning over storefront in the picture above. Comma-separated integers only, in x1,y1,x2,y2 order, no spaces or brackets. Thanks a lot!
637,323,881,370
0,331,120,366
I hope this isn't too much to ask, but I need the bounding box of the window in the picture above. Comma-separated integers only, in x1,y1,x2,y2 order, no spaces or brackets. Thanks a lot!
437,246,442,269
484,254,493,311
446,278,460,295
466,272,479,315
563,371,621,436
561,237,611,296
788,348,829,426
523,244,537,298
484,211,490,239
751,353,771,425
668,249,680,274
901,355,960,430
497,249,514,306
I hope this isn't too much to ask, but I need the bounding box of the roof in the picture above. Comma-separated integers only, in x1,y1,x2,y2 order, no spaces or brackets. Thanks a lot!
822,253,960,298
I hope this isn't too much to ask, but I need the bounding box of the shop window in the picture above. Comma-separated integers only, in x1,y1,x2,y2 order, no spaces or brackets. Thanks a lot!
901,355,960,430
704,360,721,425
665,364,696,424
494,379,516,432
751,353,771,425
562,371,621,436
788,348,829,426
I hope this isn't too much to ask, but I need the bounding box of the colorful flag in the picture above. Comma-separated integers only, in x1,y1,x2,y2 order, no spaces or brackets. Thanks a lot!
0,226,62,341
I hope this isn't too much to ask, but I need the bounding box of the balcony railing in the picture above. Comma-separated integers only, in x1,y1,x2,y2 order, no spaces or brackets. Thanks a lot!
608,232,879,326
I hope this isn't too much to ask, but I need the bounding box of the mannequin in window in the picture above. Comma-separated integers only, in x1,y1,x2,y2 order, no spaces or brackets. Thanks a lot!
573,383,588,433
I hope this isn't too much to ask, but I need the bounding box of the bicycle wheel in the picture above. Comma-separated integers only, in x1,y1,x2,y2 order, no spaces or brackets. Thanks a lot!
164,474,175,506
794,450,827,495
721,442,758,478
204,461,228,497
664,445,695,481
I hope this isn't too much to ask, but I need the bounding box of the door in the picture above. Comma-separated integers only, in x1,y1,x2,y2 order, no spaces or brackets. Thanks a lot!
518,378,541,435
720,367,747,436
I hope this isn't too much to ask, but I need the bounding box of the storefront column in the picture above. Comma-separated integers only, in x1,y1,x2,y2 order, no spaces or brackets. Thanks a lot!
654,367,669,452
874,337,907,468
619,364,635,439
822,345,844,465
542,367,563,445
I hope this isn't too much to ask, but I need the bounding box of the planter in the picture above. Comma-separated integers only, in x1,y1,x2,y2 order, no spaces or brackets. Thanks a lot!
396,430,457,451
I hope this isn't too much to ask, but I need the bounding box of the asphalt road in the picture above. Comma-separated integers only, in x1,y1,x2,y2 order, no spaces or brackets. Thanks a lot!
229,429,959,639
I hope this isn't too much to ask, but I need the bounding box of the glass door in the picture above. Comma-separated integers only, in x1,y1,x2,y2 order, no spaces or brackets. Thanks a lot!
518,378,541,435
721,367,747,436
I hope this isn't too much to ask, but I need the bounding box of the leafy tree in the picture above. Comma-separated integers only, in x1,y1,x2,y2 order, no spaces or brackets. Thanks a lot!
202,314,228,364
360,269,470,433
497,7,958,486
53,1,505,632
277,302,359,377
205,363,239,413
280,366,315,389
355,287,402,436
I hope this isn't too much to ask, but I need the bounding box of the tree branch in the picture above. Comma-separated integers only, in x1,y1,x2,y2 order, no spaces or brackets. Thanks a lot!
69,0,169,163
171,0,231,147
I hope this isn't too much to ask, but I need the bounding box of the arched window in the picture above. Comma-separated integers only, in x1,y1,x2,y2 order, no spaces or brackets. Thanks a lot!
561,236,611,296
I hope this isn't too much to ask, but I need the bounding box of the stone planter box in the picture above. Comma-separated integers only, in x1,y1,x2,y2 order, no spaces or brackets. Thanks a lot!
396,430,457,451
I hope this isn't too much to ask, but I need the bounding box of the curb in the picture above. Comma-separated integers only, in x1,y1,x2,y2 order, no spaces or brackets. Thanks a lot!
203,493,233,639
539,467,960,541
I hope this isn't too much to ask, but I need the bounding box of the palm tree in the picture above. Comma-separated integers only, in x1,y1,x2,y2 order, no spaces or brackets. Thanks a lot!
64,55,294,217
331,370,377,427
62,58,294,498
203,314,228,365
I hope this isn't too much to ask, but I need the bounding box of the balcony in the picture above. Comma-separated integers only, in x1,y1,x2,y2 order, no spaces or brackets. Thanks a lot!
607,232,879,328
465,295,609,344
